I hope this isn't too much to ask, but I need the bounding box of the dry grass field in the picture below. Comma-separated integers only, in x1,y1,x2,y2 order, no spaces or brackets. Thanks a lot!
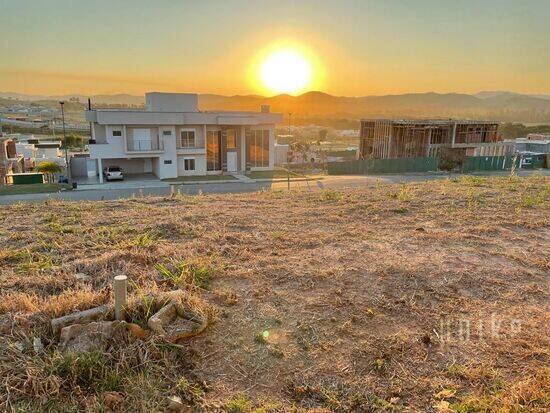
0,175,549,412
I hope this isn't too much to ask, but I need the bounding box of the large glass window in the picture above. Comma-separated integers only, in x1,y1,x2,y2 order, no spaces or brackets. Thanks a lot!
207,131,221,171
179,130,195,148
247,130,270,167
226,129,236,149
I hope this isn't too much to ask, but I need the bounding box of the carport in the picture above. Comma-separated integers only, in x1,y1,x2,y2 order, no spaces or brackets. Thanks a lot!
96,158,157,183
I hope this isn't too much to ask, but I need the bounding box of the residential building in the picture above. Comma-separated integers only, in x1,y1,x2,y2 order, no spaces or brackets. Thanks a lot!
33,141,64,163
8,135,66,170
358,119,505,159
0,136,23,184
85,92,282,182
515,137,550,154
526,133,550,141
274,143,289,165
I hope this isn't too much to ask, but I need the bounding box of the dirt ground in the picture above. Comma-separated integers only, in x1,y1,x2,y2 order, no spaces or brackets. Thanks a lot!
0,175,548,412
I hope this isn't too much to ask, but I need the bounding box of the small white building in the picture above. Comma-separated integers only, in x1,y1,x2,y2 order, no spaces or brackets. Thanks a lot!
85,92,282,182
274,143,289,165
15,142,37,160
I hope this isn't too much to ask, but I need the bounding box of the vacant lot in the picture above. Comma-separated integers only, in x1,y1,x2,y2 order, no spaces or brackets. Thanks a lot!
0,175,548,412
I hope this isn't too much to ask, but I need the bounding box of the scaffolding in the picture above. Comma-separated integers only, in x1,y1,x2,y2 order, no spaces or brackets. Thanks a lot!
359,119,500,160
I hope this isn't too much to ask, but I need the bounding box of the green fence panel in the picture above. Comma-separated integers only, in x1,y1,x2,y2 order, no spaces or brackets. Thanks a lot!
462,156,518,172
327,157,438,175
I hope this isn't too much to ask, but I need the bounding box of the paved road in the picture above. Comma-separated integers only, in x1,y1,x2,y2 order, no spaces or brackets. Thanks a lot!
0,170,547,205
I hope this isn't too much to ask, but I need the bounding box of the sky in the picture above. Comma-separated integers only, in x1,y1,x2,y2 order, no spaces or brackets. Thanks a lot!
1,0,549,96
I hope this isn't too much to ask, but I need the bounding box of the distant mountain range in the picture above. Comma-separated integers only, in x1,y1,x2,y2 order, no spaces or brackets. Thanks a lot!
2,90,550,123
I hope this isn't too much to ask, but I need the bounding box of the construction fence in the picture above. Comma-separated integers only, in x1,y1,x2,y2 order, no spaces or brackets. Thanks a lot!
328,155,546,175
327,157,438,175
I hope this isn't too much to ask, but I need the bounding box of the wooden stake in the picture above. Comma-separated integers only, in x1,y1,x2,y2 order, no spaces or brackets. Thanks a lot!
114,274,128,321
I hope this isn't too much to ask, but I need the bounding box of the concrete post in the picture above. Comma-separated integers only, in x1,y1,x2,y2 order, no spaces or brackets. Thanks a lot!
97,158,103,183
114,275,128,321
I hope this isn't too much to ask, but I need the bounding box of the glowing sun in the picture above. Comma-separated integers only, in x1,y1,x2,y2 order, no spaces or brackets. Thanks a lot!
260,49,312,95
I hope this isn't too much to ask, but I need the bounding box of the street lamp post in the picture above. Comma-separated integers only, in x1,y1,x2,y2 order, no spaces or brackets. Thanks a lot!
287,112,292,190
59,101,71,182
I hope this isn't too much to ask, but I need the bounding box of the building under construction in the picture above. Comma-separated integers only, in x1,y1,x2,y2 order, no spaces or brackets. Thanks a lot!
359,119,503,159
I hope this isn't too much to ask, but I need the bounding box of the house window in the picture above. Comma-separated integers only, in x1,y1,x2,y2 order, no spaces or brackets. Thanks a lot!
247,129,269,167
112,130,122,137
179,130,195,148
226,129,236,149
207,130,221,171
184,158,195,171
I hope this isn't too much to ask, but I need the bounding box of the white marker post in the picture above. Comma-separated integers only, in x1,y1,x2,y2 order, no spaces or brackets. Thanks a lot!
114,274,128,321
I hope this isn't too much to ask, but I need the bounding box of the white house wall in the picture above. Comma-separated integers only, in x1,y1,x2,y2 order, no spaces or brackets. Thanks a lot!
158,126,178,179
177,154,207,176
88,110,281,126
86,96,282,181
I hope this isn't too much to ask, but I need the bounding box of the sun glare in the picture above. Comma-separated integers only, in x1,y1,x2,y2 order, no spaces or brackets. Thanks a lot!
260,49,312,95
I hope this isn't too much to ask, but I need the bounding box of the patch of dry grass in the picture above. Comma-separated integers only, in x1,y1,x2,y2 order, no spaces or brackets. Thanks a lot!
0,176,548,411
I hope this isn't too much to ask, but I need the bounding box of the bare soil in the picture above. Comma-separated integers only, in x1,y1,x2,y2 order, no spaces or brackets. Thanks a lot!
0,175,548,412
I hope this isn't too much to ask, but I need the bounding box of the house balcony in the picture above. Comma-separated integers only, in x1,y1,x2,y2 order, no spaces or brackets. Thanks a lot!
126,135,163,153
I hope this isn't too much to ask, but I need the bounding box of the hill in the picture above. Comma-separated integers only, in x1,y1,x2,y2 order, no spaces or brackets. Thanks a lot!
2,90,550,122
0,176,548,411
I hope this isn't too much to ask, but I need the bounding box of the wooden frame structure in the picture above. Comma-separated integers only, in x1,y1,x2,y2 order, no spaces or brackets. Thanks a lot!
359,119,500,159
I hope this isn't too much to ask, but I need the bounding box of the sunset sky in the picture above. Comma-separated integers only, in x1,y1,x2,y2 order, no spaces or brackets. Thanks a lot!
1,0,549,96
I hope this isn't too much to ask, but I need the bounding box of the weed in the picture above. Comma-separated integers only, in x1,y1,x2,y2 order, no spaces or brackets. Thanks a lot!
156,259,214,289
175,377,206,403
458,175,487,187
466,188,483,209
128,230,162,247
390,185,414,202
217,288,238,306
287,375,376,411
451,368,549,413
293,322,320,351
126,282,157,327
46,351,123,392
225,394,252,413
520,187,549,208
0,248,57,274
320,189,343,201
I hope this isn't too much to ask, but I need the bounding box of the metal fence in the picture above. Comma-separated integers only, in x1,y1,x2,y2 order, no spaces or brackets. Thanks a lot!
460,156,519,172
322,154,547,176
327,157,438,175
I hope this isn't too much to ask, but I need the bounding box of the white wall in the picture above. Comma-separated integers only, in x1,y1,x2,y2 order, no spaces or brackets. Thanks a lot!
90,125,126,159
177,154,206,176
146,93,198,112
36,147,60,159
157,126,178,179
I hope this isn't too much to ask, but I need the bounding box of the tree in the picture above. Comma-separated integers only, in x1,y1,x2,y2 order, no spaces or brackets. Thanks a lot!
36,161,62,183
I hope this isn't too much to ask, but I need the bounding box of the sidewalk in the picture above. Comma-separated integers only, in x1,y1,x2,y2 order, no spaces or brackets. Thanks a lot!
75,180,170,191
170,174,324,185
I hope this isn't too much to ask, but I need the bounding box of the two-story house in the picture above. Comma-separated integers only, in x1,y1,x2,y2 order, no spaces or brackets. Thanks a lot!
85,92,282,182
